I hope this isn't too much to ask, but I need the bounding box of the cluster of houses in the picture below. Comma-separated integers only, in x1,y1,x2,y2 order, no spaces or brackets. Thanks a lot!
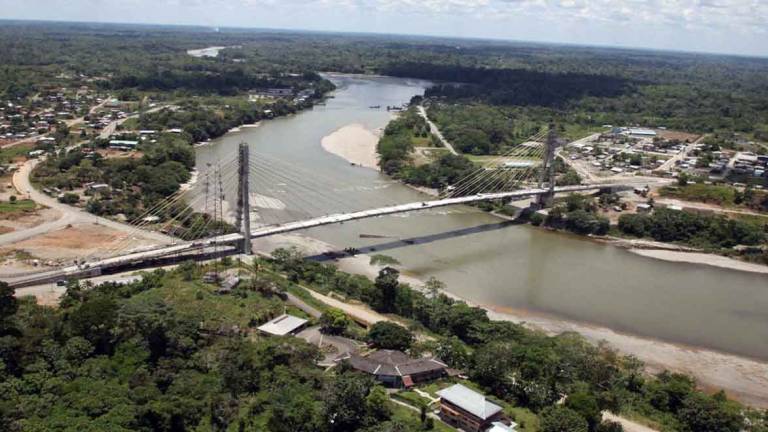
731,153,768,178
0,88,102,144
87,103,129,131
568,138,666,175
248,86,317,108
673,147,767,181
106,129,183,151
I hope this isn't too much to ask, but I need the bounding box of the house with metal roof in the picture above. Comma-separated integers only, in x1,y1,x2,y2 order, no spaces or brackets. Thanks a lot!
257,314,308,337
437,384,504,432
342,349,447,388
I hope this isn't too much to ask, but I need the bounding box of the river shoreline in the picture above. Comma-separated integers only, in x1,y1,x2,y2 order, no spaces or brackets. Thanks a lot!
628,248,768,274
251,230,768,408
207,74,768,406
315,121,768,276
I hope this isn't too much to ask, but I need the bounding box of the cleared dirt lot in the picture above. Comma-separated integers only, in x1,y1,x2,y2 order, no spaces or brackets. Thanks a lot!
1,222,151,262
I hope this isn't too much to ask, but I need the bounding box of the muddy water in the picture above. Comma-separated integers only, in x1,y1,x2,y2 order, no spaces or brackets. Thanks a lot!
196,74,768,360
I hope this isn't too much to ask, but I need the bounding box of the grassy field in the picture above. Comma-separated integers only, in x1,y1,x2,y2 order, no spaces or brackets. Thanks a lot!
388,401,454,432
412,136,436,147
0,199,36,213
128,270,285,331
660,183,768,213
562,124,606,141
0,142,34,163
660,183,737,206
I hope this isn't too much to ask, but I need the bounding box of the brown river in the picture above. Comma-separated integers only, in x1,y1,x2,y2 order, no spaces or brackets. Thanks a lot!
196,74,768,361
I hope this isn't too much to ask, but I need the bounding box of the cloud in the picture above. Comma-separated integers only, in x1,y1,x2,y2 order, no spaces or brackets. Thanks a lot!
306,0,768,33
1,0,766,55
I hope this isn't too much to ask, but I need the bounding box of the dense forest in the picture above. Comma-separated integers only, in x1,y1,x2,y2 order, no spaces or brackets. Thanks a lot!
3,21,767,138
268,248,768,432
0,265,435,432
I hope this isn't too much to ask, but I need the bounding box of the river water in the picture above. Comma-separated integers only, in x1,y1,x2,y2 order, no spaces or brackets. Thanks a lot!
196,74,768,360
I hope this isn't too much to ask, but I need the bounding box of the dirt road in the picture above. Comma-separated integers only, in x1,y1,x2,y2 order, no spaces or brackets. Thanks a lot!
417,105,458,155
603,412,659,432
1,159,172,249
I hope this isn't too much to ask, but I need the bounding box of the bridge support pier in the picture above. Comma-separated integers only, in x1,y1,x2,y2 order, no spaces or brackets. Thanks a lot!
237,142,252,255
535,124,559,208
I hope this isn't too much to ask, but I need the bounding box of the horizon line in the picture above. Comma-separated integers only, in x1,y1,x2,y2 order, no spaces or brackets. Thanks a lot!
1,17,767,61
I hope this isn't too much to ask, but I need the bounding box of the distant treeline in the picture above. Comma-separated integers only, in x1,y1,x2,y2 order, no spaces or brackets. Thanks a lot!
112,68,331,96
383,62,631,107
3,22,768,134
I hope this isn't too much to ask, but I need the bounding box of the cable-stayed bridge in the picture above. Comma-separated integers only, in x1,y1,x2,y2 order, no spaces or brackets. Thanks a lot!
5,127,655,288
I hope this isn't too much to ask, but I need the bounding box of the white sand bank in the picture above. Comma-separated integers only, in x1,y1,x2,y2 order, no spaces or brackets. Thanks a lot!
630,249,768,274
321,124,380,170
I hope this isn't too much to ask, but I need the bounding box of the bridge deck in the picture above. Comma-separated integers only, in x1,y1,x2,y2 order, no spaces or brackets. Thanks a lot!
7,183,640,287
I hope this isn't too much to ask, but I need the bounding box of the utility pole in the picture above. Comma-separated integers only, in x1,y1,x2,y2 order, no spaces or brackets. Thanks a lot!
237,142,252,255
537,124,559,208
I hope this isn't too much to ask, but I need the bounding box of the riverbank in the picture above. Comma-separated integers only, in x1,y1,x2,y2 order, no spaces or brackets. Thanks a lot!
597,235,768,274
517,224,768,275
629,249,768,274
250,230,768,408
199,73,768,407
320,123,380,170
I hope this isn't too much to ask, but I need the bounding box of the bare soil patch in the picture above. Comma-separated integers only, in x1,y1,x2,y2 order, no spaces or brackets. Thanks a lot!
7,223,146,260
658,130,700,142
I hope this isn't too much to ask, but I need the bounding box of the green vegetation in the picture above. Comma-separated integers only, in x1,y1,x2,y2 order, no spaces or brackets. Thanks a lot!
369,254,401,266
367,321,414,351
0,265,445,432
2,247,768,431
660,183,768,212
0,199,35,213
426,104,544,155
377,107,476,190
269,249,768,432
0,143,35,164
541,194,610,236
617,207,766,250
319,308,351,335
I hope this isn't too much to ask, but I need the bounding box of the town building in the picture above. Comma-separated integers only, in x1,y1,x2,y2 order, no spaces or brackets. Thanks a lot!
436,384,504,432
257,314,309,336
488,421,518,432
342,349,447,388
251,88,294,98
108,140,138,150
627,128,657,138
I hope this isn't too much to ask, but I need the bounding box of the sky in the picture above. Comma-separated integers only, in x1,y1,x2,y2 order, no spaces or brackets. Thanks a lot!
2,0,767,57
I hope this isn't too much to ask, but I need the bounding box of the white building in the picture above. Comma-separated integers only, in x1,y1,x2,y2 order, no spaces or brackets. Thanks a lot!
257,314,308,336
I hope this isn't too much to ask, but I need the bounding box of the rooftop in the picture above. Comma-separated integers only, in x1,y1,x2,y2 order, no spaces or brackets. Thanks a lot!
345,350,447,377
437,383,503,421
257,314,308,336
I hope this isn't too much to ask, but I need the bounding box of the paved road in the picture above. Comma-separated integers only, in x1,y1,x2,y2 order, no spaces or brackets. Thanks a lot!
559,133,603,182
657,134,707,172
0,158,173,248
656,198,768,218
99,104,169,138
417,105,458,155
286,292,322,318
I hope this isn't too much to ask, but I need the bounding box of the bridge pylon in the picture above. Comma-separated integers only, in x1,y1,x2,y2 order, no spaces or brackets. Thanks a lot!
536,124,559,208
236,142,252,255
